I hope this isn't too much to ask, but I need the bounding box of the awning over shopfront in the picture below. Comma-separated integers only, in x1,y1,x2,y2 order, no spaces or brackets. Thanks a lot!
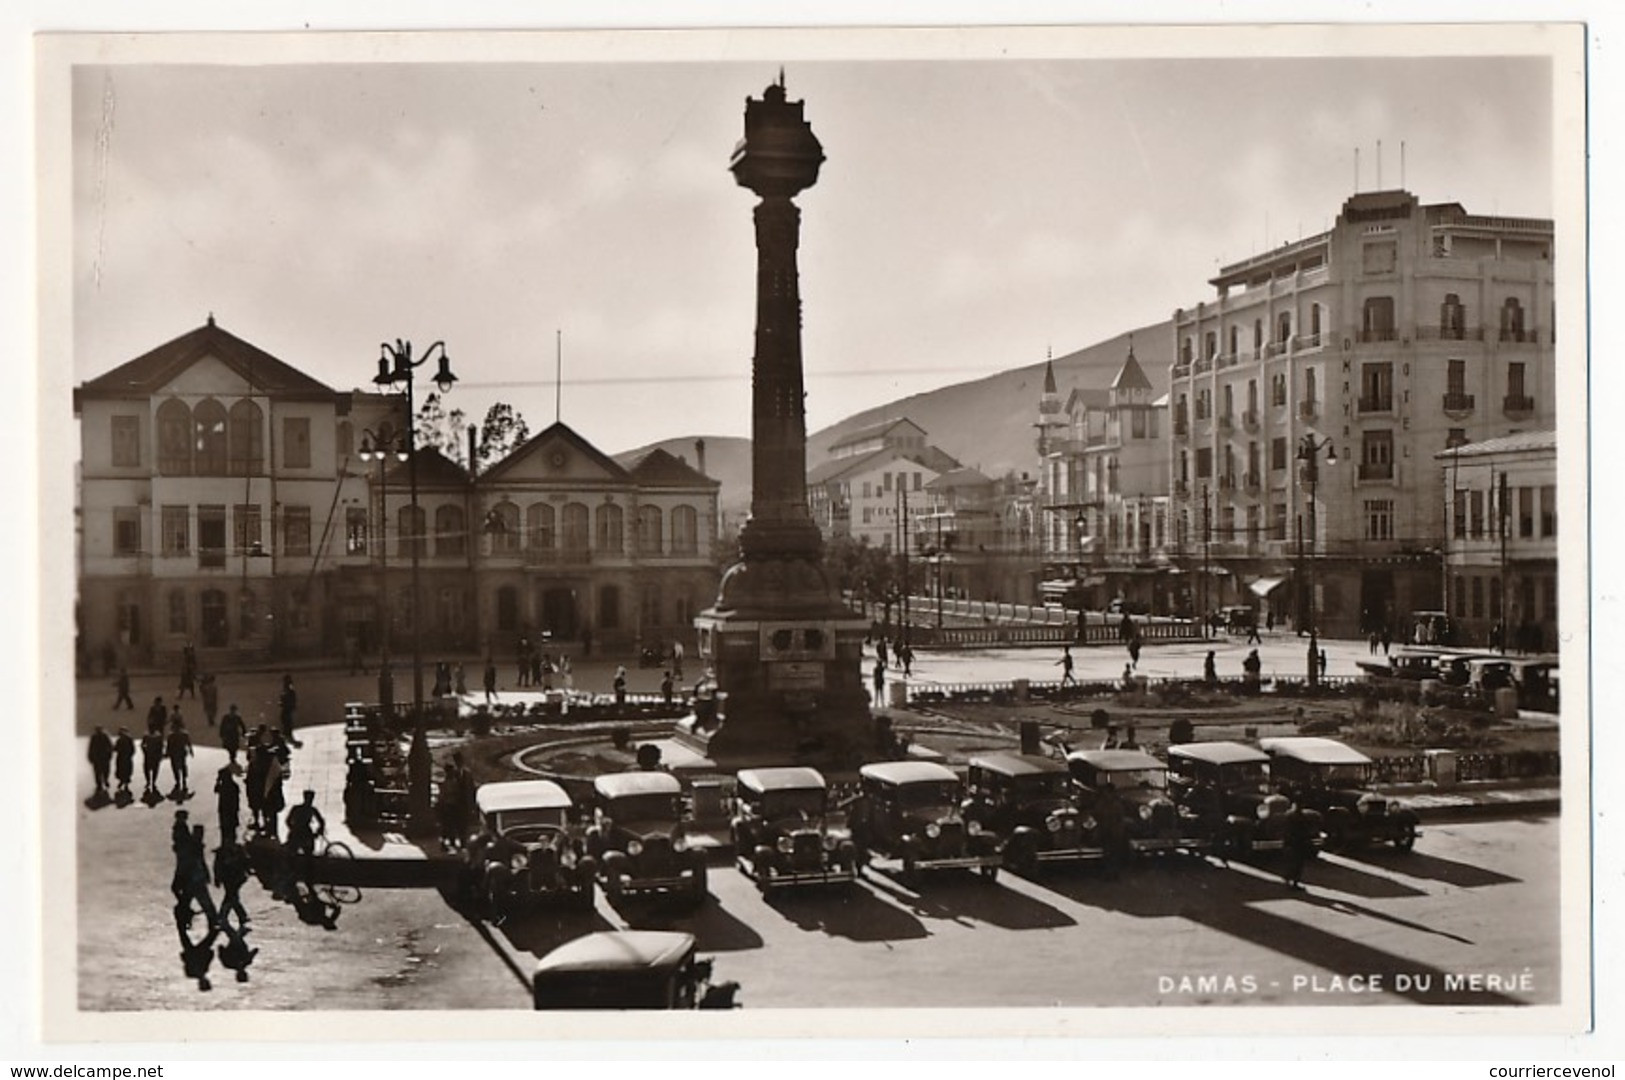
1248,576,1287,597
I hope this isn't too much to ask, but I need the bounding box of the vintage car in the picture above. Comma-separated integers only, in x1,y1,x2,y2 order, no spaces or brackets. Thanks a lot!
1259,736,1419,851
962,753,1100,871
731,767,860,891
1511,658,1560,711
585,772,708,907
1409,610,1457,646
1066,748,1208,856
1216,605,1257,634
1166,741,1320,857
850,761,1002,881
531,931,738,1010
465,780,595,914
1357,648,1447,682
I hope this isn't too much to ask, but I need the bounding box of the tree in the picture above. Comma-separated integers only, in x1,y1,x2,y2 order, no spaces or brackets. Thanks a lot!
476,403,531,468
414,392,469,466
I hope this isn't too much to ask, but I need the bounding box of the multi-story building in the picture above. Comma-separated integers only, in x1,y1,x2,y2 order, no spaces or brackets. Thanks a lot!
1167,189,1555,636
806,417,959,549
74,319,720,666
1037,347,1177,613
1435,430,1557,651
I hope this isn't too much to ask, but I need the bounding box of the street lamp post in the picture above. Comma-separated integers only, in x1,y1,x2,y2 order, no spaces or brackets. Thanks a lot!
1201,485,1211,638
357,427,408,668
371,339,458,833
1296,434,1338,686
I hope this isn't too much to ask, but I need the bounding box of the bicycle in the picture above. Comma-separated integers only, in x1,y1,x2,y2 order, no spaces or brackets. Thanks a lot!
307,833,361,905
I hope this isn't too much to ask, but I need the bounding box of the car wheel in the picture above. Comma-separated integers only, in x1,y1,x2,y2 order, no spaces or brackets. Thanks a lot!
573,877,596,912
1394,822,1417,852
980,864,999,882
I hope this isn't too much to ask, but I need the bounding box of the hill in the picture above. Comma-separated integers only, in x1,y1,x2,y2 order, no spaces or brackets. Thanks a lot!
808,318,1174,480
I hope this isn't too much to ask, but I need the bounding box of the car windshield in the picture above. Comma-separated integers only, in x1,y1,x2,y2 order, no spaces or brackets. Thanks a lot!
1008,773,1071,802
1312,763,1369,786
760,789,826,819
1101,768,1167,791
897,781,961,810
1221,762,1270,790
607,794,681,822
495,807,568,834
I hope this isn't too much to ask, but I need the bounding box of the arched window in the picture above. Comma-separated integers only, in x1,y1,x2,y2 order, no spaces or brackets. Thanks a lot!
397,504,426,559
526,503,555,550
1441,294,1465,340
490,500,519,555
435,504,466,558
562,503,590,554
596,503,624,554
157,399,192,476
194,398,228,476
671,505,699,554
227,399,264,476
637,505,663,556
1310,303,1323,340
1276,311,1292,344
1252,319,1263,352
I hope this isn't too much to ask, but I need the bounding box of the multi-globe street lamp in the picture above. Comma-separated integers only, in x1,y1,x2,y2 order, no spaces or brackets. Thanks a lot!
1296,433,1338,687
370,339,457,831
357,426,408,673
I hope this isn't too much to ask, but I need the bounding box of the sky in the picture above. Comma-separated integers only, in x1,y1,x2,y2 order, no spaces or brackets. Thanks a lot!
70,45,1557,457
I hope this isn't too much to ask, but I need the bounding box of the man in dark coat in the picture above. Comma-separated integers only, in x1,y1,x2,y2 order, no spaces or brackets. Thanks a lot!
112,728,135,797
482,659,497,704
146,696,169,737
213,839,252,932
218,705,245,764
87,727,114,795
166,717,194,798
112,668,134,710
214,765,241,843
200,673,219,727
278,675,299,745
140,729,165,799
1281,803,1317,890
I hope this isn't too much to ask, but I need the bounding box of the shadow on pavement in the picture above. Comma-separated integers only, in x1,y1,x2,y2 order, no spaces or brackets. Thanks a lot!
863,867,1077,932
1040,856,1226,919
1337,847,1520,889
765,881,929,943
1280,853,1427,900
616,897,765,953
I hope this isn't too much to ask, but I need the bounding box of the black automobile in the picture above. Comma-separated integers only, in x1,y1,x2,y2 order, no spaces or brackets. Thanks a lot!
532,931,738,1010
1067,748,1209,856
1259,736,1419,851
963,753,1100,872
850,761,1002,882
584,772,708,907
731,766,860,891
1167,741,1321,857
465,779,596,915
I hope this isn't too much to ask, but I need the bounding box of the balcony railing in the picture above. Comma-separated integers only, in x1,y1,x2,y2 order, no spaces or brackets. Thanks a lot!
1358,462,1394,482
1503,394,1536,417
1442,392,1476,413
1294,333,1323,350
1243,471,1261,491
1218,414,1234,431
1242,409,1259,431
1217,352,1239,369
1358,394,1394,414
1298,399,1318,419
199,547,227,570
1218,474,1236,491
1358,329,1398,344
1173,417,1189,437
525,546,595,565
1193,356,1213,374
1499,329,1534,344
1417,326,1484,342
1264,341,1288,358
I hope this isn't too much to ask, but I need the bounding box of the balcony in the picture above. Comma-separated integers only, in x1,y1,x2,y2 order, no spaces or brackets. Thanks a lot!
1357,394,1394,414
1442,392,1476,414
1217,352,1239,369
1241,409,1259,431
1218,474,1236,492
1294,333,1323,351
1503,394,1536,419
1243,470,1262,492
1193,356,1213,375
198,547,227,570
1298,399,1318,420
1173,417,1189,437
1218,413,1235,432
1264,341,1288,358
1358,329,1398,344
1173,479,1189,497
1358,462,1394,482
1173,363,1191,379
1417,326,1484,342
1498,329,1534,344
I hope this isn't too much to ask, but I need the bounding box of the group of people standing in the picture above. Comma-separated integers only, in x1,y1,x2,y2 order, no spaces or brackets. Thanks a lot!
868,635,914,705
512,636,576,691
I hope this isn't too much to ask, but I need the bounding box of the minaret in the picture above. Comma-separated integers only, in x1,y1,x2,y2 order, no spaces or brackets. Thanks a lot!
1035,352,1064,455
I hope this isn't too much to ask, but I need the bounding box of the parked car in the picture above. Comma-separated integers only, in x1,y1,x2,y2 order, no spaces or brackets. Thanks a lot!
1217,605,1256,634
731,767,860,891
1357,647,1447,682
1409,610,1457,646
532,931,738,1010
1510,658,1560,711
963,753,1099,872
1067,748,1209,856
850,761,1002,882
1167,741,1319,857
465,780,595,915
1258,736,1419,851
585,772,708,907
1465,657,1516,693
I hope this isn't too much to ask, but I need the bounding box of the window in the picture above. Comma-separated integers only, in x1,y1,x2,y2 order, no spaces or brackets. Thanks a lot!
1541,485,1556,537
862,507,873,525
1364,499,1394,541
436,588,466,634
1204,331,1217,360
398,505,426,559
167,590,188,635
1447,359,1467,397
526,502,556,549
1272,374,1287,406
1361,296,1396,341
1508,361,1527,399
1276,312,1291,344
1305,368,1317,403
198,506,227,567
283,506,312,556
157,399,192,475
1178,451,1188,483
1441,294,1466,339
1360,430,1394,481
1360,362,1394,411
671,505,699,554
111,415,141,467
194,399,228,476
345,507,368,555
1453,576,1467,619
1247,441,1260,479
596,503,624,554
113,507,142,556
1500,297,1526,342
1453,489,1467,539
1246,380,1258,415
337,421,353,459
435,504,466,558
1309,304,1322,340
598,584,621,630
1271,437,1288,472
283,417,311,469
1195,448,1212,480
228,400,264,475
641,583,662,629
233,504,261,554
1472,576,1485,618
1517,487,1534,539
913,472,922,491
562,503,589,552
489,501,519,554
1252,319,1263,354
161,505,190,556
861,481,871,499
1222,385,1233,418
1180,338,1192,365
1470,489,1485,539
637,505,664,555
883,472,893,492
1131,410,1146,438
496,586,519,632
1271,502,1288,541
1362,242,1397,275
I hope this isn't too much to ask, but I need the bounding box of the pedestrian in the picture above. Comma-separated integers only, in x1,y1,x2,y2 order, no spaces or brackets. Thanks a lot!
278,674,298,746
533,651,547,688
166,716,194,798
1057,645,1077,687
1380,626,1392,656
113,727,135,797
613,665,627,705
541,654,554,692
899,642,913,677
1318,649,1328,679
1281,802,1316,890
454,662,468,697
872,659,886,704
175,824,219,928
213,838,252,931
516,637,531,687
560,654,574,691
483,658,498,704
432,660,450,698
876,637,888,668
1203,650,1218,685
671,640,685,681
1265,610,1275,633
218,705,245,764
285,790,326,863
1242,648,1263,691
178,642,197,699
1121,663,1136,692
112,667,134,710
1128,638,1142,669
145,696,168,737
436,755,469,852
214,765,241,843
660,670,674,707
87,726,114,795
244,734,269,834
199,673,218,728
140,729,164,799
1246,618,1262,645
581,624,593,658
261,748,287,843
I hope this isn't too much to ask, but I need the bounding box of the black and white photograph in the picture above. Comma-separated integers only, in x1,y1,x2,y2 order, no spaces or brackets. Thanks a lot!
26,19,1593,1046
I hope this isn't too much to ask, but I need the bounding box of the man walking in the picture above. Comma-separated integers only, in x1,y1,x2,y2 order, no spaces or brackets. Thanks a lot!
166,715,194,799
483,658,498,704
1246,618,1262,646
87,726,114,796
146,696,168,737
113,727,135,798
140,728,165,800
200,673,219,728
671,640,685,681
213,838,252,931
1057,645,1077,688
278,675,299,747
872,659,886,706
613,665,628,706
218,705,245,765
178,641,198,699
214,765,241,843
112,667,134,711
